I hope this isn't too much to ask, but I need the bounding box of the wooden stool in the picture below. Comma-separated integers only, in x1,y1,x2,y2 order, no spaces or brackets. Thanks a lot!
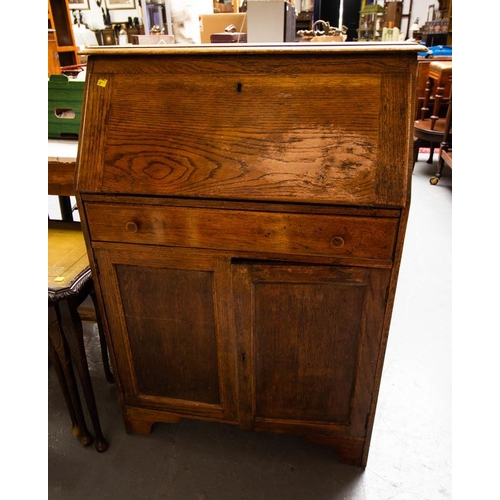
48,220,112,452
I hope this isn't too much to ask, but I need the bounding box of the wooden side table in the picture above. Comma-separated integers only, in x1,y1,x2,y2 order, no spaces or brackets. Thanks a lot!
48,220,110,452
48,139,78,221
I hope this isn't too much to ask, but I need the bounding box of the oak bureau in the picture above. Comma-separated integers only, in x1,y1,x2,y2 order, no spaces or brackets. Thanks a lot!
75,43,420,466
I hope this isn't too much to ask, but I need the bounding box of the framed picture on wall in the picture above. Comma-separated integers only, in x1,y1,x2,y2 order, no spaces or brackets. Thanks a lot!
68,0,90,9
105,0,136,9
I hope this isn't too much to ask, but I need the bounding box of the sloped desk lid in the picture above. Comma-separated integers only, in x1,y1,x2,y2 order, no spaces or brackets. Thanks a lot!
76,43,422,208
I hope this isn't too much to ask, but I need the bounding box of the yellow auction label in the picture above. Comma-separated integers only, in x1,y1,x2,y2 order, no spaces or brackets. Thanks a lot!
97,79,108,87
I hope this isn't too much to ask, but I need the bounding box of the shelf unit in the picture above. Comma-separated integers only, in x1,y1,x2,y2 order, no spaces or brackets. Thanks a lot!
357,4,385,41
48,0,79,73
48,29,61,77
384,1,402,29
446,0,452,45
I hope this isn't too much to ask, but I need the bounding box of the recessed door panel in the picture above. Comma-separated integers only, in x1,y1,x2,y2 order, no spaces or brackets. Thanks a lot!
93,245,237,421
234,263,390,436
115,264,220,404
254,280,365,422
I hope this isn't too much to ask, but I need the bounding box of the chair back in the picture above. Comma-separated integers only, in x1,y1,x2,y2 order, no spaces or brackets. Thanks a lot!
417,61,452,130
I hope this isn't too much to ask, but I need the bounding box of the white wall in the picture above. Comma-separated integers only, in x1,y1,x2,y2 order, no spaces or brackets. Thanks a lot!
408,0,443,27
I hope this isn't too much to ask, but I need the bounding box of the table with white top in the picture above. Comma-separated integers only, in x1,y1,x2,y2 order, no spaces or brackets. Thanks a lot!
48,138,79,221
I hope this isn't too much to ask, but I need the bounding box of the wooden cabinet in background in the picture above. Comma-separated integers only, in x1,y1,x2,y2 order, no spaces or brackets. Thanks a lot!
76,43,421,466
384,1,403,28
296,10,313,31
357,3,385,40
48,29,61,76
48,0,78,72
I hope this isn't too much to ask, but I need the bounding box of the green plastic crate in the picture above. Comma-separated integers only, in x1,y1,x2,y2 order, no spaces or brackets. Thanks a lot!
48,74,85,139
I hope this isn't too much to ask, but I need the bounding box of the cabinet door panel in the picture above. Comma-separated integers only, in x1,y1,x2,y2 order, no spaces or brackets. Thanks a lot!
234,263,390,436
115,264,220,404
93,245,237,421
254,280,364,422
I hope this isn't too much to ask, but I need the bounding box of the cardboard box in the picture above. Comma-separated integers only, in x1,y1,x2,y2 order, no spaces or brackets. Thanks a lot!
199,13,247,43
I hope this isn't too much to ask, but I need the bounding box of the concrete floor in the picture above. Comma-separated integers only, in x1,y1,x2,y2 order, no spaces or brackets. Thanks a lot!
47,156,452,499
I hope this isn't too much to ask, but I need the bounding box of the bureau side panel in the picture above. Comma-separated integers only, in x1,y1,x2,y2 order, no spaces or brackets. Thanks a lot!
75,61,113,193
376,73,413,206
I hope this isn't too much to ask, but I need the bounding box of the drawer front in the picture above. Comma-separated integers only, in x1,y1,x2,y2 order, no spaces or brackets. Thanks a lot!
86,202,398,261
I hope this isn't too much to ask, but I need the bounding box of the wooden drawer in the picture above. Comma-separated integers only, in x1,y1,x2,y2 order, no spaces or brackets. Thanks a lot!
85,202,398,261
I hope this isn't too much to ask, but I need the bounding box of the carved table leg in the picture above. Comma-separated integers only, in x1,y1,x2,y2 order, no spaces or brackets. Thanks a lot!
432,156,445,184
430,84,444,130
48,306,94,447
412,138,421,172
89,287,115,384
432,136,451,185
427,84,445,165
57,299,109,452
427,144,436,164
420,77,433,121
49,337,79,438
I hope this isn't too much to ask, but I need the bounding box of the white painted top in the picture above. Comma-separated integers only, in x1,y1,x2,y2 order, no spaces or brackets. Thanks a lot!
48,139,78,164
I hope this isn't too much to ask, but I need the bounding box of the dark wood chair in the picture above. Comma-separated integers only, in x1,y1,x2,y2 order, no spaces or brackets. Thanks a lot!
430,85,452,185
413,62,452,172
414,56,452,118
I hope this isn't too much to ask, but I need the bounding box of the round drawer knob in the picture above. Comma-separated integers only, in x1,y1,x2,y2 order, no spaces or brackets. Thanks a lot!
125,221,138,233
330,236,345,248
